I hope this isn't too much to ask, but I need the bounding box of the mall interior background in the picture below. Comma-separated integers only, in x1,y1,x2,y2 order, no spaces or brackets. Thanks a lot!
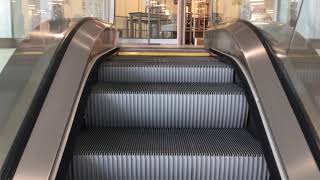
0,0,318,39
1,0,318,112
0,0,319,60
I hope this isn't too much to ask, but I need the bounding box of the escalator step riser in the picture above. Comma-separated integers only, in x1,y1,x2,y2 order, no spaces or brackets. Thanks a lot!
98,66,234,83
68,155,269,180
85,93,248,128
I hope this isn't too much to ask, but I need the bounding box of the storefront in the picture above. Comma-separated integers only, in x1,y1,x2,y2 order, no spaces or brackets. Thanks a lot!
115,0,289,45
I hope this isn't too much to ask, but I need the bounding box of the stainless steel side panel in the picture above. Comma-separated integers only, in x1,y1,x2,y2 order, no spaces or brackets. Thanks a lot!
13,20,117,180
205,22,320,180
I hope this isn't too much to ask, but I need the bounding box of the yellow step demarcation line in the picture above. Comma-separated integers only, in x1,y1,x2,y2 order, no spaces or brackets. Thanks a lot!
118,51,210,57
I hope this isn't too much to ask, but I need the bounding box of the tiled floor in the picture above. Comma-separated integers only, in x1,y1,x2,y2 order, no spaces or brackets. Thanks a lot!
0,48,15,73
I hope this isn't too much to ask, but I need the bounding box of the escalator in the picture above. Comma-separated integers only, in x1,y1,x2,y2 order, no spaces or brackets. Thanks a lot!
62,53,272,180
3,16,319,180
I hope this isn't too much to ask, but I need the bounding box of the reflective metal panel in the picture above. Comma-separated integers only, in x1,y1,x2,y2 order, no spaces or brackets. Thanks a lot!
205,21,320,180
245,0,320,165
13,20,117,180
0,18,83,179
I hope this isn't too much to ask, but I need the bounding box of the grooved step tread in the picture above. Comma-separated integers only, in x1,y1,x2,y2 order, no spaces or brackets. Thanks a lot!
101,56,231,67
91,83,244,95
98,56,234,83
74,128,263,156
106,56,218,61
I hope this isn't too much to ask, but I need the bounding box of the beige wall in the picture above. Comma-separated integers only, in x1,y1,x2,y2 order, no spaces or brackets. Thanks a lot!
217,0,240,21
64,0,84,18
116,0,177,17
166,0,177,14
115,0,146,30
116,0,146,17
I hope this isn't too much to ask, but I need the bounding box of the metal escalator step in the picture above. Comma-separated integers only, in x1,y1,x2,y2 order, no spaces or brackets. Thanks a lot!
69,128,269,180
104,56,215,61
98,56,233,83
85,83,248,128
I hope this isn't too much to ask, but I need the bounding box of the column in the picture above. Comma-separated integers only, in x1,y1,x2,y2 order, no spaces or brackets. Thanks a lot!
296,0,320,39
277,0,289,24
130,14,134,38
138,13,142,38
0,0,12,38
177,0,186,44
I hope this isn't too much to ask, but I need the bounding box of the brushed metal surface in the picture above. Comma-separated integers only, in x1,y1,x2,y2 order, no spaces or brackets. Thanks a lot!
13,19,117,180
0,18,83,178
205,22,320,180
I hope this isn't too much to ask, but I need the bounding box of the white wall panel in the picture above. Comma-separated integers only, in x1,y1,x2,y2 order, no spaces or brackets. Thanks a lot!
0,0,12,38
